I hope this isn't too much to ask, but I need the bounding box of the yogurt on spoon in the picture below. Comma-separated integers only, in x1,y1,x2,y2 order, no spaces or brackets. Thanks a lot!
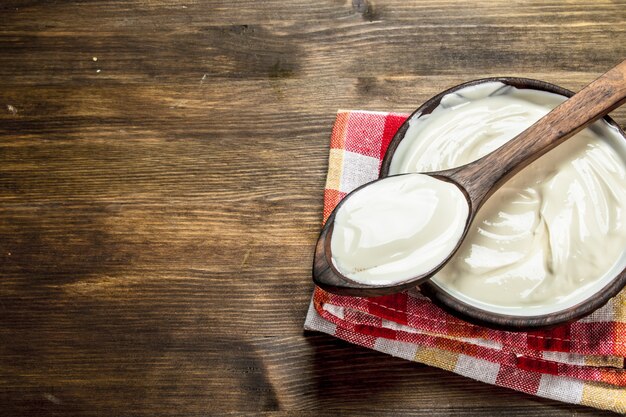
330,174,469,285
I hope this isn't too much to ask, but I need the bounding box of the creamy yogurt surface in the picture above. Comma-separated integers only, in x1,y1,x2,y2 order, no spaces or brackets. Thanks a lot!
390,82,626,315
330,174,469,285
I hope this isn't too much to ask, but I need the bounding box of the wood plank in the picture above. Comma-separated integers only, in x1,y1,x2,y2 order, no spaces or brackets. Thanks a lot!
1,1,624,83
0,334,617,415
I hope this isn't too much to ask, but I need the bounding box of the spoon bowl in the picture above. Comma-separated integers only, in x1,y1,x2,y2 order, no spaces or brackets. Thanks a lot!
313,173,472,296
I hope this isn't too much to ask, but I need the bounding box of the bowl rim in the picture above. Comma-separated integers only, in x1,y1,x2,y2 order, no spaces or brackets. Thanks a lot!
379,77,626,330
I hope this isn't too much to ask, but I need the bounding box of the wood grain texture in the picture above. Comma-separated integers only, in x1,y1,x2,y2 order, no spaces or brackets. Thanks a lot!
0,0,624,415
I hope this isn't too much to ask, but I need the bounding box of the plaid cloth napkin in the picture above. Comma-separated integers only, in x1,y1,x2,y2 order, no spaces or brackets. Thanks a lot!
305,110,626,413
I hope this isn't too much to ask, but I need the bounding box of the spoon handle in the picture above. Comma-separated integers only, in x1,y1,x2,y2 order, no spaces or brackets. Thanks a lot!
452,59,626,208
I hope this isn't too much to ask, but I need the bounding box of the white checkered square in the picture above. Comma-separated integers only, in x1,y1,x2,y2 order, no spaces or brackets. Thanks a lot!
542,350,585,366
304,299,337,335
323,303,345,320
454,354,500,385
537,374,584,404
457,337,503,350
374,338,419,361
339,151,380,194
578,299,615,323
381,319,420,333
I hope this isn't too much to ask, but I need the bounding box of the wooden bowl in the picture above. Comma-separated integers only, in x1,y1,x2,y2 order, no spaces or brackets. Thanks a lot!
379,77,626,330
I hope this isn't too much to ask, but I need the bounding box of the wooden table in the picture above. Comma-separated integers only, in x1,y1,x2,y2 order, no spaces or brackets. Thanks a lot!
1,1,625,415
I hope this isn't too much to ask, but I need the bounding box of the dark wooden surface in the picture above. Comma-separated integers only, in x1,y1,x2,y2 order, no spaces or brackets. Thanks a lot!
1,1,625,415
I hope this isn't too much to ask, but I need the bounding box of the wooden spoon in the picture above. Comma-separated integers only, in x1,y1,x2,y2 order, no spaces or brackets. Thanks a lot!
313,59,626,297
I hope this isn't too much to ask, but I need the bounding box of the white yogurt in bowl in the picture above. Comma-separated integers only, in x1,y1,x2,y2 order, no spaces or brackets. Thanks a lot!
388,81,626,317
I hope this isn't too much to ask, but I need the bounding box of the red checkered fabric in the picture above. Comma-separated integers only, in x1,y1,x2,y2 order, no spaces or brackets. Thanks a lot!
305,110,626,413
